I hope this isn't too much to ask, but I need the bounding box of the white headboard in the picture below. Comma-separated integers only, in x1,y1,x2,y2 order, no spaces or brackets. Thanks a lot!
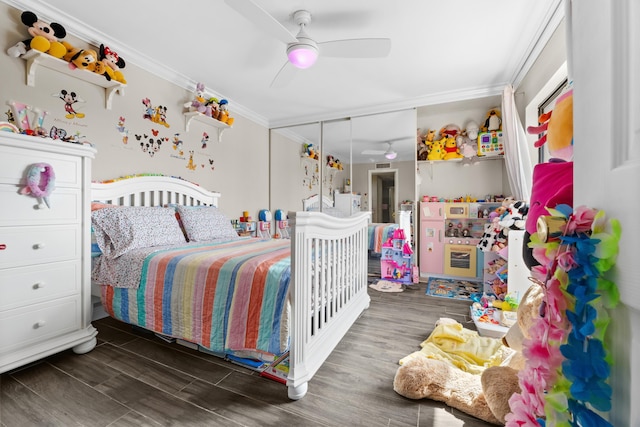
91,175,221,207
302,194,334,211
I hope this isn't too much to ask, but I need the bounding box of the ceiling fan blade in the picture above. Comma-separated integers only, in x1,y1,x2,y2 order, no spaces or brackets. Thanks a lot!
270,60,298,88
361,149,386,155
224,0,297,45
319,38,391,58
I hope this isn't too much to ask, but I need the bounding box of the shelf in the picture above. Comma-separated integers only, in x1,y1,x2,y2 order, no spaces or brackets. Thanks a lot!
21,50,126,109
183,112,231,142
417,155,503,166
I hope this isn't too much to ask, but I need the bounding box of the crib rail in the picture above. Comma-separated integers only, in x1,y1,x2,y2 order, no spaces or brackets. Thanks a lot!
287,210,371,399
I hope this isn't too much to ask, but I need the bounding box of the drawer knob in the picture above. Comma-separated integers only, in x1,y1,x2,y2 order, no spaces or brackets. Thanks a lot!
34,321,46,329
33,282,45,289
33,243,45,250
0,244,5,250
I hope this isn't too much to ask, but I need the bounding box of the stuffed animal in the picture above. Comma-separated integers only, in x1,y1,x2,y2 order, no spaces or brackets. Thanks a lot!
218,99,234,125
393,283,545,425
426,137,445,161
184,82,210,115
481,108,502,132
417,129,436,161
442,135,463,160
62,42,98,71
7,11,67,58
94,44,126,84
527,86,573,161
457,121,480,165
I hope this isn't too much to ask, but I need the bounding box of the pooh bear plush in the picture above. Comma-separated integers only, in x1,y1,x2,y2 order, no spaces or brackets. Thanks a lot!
443,135,463,160
7,11,67,58
393,283,544,425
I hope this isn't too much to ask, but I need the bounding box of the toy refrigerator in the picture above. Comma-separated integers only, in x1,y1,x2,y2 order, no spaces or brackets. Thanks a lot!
419,202,445,276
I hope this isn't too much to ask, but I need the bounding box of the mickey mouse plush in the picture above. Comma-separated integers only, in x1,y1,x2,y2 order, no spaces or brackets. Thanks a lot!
7,11,67,58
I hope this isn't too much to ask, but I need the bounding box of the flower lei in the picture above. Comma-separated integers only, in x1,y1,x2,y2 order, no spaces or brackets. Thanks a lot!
20,162,56,208
505,205,621,427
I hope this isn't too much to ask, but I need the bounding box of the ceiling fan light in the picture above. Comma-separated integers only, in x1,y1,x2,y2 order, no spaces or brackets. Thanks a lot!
287,40,318,69
385,151,397,160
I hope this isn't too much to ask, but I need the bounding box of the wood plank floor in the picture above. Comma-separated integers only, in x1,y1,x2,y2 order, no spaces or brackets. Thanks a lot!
0,281,496,427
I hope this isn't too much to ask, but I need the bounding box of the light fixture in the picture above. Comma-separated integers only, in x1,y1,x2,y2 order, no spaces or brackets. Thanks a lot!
287,33,318,69
287,10,319,69
384,150,397,160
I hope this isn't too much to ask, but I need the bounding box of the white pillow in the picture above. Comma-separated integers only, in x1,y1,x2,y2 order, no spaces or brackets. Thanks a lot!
91,206,186,258
176,205,238,242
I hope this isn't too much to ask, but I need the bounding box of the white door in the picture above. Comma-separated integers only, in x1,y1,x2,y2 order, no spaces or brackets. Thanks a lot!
573,1,639,425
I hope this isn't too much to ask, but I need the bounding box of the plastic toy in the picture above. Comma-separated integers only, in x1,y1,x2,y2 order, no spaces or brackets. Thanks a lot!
7,11,67,58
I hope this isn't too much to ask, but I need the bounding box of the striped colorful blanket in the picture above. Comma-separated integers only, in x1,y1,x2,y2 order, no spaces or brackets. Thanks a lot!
99,238,291,358
367,223,399,253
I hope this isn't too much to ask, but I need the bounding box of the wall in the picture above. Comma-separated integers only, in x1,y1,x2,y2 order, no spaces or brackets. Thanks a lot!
0,3,269,221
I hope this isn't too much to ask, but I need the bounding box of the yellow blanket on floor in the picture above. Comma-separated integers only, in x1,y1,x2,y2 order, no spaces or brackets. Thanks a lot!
399,321,513,375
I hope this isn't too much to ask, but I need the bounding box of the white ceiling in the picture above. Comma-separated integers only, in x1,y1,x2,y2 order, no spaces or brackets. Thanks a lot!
5,0,564,162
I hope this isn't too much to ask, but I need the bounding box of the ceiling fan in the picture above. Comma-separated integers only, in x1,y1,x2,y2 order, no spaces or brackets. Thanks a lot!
224,0,391,87
362,142,398,160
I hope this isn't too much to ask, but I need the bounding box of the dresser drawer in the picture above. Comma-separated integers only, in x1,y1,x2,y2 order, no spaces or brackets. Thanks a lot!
0,261,80,311
0,144,82,188
0,225,79,269
0,185,81,227
0,296,81,355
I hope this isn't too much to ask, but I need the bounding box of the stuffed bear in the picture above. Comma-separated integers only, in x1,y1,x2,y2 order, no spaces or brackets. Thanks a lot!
443,135,463,160
393,283,544,425
7,11,67,58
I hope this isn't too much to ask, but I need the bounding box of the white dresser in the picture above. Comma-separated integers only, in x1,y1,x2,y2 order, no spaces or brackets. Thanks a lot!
0,132,97,373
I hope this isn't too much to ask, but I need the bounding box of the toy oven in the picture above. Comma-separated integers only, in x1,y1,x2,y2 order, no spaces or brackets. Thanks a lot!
444,243,477,278
444,203,469,219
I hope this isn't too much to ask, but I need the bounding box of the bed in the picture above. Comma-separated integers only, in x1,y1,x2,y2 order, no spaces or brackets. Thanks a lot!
90,176,371,400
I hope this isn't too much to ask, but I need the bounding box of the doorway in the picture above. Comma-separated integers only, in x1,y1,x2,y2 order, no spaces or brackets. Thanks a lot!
368,169,398,223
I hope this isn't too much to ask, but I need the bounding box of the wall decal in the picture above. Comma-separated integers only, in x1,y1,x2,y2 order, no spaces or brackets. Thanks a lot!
115,116,128,144
186,150,197,171
53,89,85,119
140,136,163,157
201,132,209,149
141,98,170,128
172,133,184,156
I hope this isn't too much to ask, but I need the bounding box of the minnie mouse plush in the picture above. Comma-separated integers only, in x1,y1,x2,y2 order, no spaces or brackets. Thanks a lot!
7,11,67,58
94,44,127,84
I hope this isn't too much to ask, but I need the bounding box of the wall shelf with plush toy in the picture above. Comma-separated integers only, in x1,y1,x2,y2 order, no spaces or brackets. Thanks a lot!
183,112,231,142
20,50,126,110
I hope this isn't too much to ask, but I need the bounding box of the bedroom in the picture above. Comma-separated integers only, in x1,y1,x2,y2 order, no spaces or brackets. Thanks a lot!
0,1,637,426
